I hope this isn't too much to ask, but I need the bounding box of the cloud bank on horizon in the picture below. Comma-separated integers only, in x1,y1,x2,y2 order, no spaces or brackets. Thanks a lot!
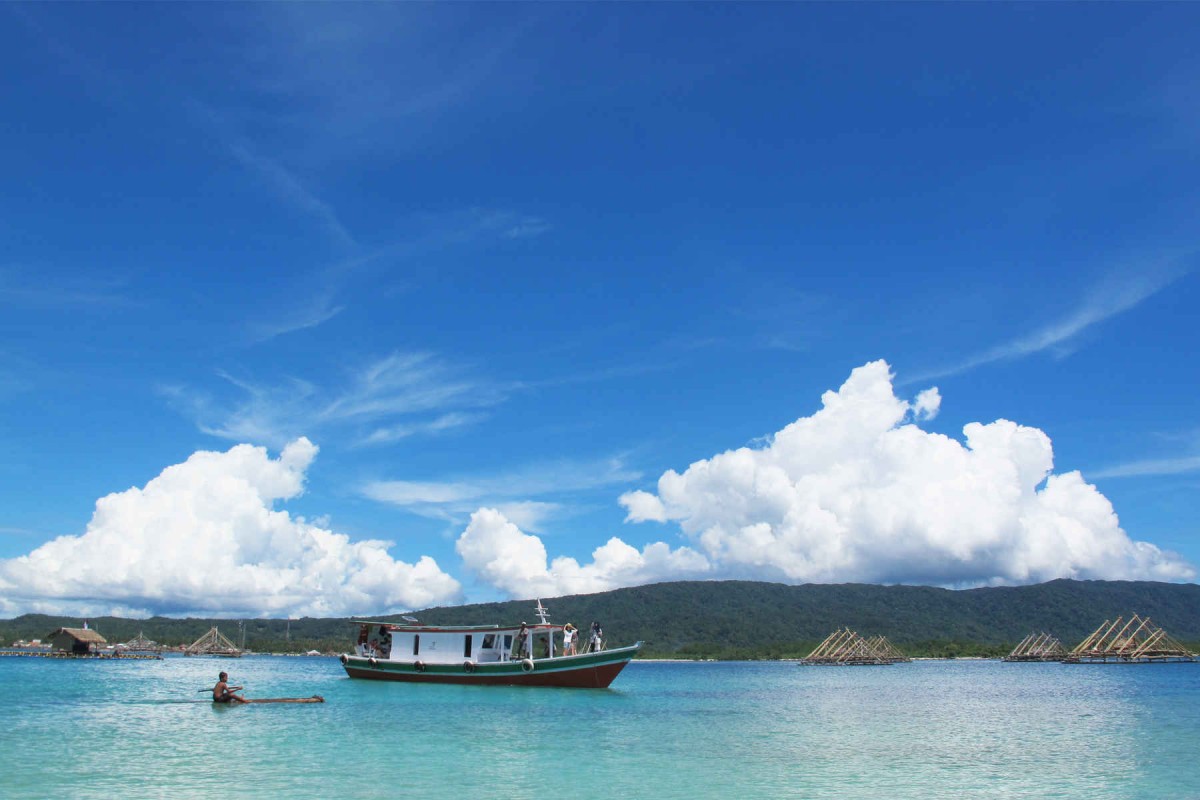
463,360,1193,594
0,360,1191,617
612,361,1192,587
0,438,460,618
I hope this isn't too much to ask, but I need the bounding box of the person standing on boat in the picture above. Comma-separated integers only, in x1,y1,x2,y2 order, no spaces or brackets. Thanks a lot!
213,671,248,704
518,622,532,659
589,621,603,653
563,623,577,656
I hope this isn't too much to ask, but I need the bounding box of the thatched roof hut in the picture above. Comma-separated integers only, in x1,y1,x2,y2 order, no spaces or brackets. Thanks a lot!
48,627,107,655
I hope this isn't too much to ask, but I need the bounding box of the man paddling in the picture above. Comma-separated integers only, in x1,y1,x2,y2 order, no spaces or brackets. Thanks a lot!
213,671,249,704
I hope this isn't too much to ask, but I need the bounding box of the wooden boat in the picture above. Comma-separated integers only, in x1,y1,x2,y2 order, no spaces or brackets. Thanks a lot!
215,695,325,704
340,601,640,688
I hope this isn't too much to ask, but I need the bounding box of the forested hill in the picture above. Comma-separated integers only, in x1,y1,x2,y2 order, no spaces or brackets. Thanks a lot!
414,579,1200,657
2,579,1198,658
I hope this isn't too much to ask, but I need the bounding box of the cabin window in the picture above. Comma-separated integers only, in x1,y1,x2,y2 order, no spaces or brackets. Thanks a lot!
464,635,473,658
412,634,420,656
482,634,496,649
504,635,513,653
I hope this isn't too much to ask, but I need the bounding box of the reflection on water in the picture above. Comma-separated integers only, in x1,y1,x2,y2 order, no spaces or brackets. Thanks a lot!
1,656,1197,799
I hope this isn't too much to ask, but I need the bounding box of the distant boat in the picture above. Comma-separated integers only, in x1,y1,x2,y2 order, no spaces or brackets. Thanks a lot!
339,600,640,688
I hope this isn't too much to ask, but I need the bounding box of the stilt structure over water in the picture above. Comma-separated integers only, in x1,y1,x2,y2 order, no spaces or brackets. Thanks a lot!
1003,632,1067,662
119,631,163,655
1064,615,1196,664
184,627,242,658
801,628,908,665
865,635,912,663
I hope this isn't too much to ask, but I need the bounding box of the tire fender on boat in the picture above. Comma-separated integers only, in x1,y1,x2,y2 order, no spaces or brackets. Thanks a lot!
463,661,475,673
414,660,426,672
339,654,349,665
368,657,378,667
521,658,535,673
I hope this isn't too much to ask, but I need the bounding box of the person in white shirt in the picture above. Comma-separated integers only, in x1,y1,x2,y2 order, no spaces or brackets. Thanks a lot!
562,623,577,656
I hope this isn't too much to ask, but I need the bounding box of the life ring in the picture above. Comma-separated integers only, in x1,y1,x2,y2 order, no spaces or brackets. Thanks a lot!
414,660,426,672
339,654,348,665
368,657,378,667
463,661,475,673
521,658,535,673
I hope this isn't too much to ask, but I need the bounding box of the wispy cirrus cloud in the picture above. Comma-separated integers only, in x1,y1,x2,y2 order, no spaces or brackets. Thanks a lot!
358,412,488,447
164,351,507,449
0,266,134,309
908,264,1190,383
0,526,43,538
182,98,358,251
361,456,642,531
240,205,551,345
224,138,357,250
247,6,536,159
244,290,346,344
1089,456,1200,479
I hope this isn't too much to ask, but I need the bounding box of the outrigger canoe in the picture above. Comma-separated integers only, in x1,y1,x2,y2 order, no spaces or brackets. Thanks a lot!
340,600,640,689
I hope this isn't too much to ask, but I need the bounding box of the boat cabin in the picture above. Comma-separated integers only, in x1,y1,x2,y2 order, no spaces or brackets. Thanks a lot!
353,620,562,665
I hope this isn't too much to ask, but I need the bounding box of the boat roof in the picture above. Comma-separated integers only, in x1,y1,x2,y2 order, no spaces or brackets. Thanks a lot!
350,619,562,633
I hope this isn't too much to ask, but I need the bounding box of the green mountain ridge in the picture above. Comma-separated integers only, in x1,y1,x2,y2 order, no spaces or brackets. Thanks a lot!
3,579,1197,659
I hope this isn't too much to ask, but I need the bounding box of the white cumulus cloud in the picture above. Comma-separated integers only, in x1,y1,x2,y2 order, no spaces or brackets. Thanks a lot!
618,360,1193,586
0,438,460,617
455,507,709,597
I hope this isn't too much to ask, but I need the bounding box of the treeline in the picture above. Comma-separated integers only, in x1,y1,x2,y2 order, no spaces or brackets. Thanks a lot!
0,615,352,655
410,578,1200,659
2,579,1198,659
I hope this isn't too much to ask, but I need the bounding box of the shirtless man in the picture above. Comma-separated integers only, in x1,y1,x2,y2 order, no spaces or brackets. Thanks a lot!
213,671,248,703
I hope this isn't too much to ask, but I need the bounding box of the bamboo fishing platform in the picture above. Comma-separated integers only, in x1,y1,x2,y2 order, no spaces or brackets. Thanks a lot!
1064,614,1197,664
184,627,242,657
1003,632,1068,662
120,631,164,655
801,628,910,665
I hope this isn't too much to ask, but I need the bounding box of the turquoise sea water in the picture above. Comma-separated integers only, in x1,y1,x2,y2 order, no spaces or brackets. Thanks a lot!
1,655,1197,799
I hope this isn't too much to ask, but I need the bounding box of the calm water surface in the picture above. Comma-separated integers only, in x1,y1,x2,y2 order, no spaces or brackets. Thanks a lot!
1,656,1197,798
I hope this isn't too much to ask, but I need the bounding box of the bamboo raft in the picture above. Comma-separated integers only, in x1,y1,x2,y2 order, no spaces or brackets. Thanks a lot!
801,628,909,665
1064,615,1196,664
220,696,325,704
1003,631,1067,662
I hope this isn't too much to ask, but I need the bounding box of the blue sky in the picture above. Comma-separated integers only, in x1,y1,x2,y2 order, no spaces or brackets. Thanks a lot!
1,3,1197,618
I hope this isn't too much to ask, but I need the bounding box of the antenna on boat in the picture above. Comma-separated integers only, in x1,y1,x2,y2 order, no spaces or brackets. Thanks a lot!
534,599,550,625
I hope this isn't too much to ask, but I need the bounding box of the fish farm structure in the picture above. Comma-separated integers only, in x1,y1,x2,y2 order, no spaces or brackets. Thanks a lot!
801,628,909,666
184,626,242,657
1063,615,1197,664
1003,632,1068,662
119,631,163,655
